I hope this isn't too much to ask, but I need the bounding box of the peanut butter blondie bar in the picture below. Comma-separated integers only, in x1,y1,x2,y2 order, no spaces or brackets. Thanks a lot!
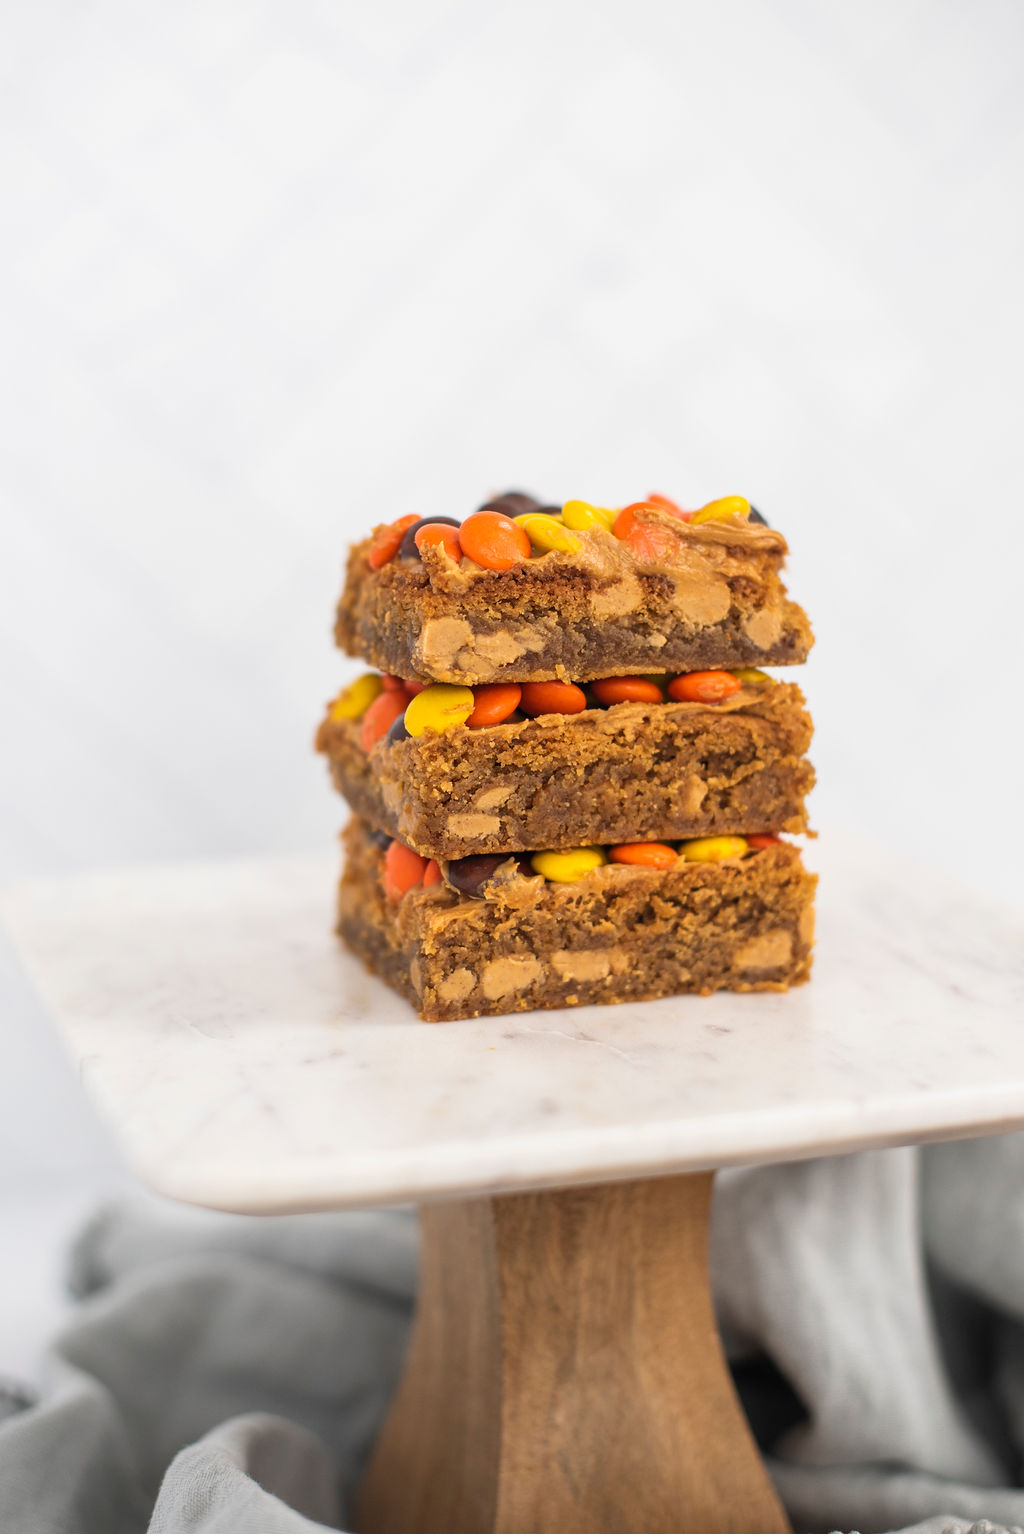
317,673,814,859
334,494,813,685
339,817,816,1021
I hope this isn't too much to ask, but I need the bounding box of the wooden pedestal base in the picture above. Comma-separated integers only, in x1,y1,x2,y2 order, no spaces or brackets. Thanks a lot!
356,1172,789,1534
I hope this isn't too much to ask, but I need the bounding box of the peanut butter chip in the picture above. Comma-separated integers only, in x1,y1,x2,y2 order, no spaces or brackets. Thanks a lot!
474,786,512,811
742,603,784,651
668,569,732,626
481,955,542,1000
735,930,792,970
417,617,474,669
551,950,612,983
438,968,476,1003
471,630,530,668
798,904,816,948
682,777,709,815
447,813,502,838
588,574,642,619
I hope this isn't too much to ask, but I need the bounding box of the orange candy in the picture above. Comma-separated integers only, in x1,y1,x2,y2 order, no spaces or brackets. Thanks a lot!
403,680,427,698
423,858,442,887
609,842,679,870
667,671,742,704
361,690,406,750
414,522,462,562
382,674,407,692
647,491,693,522
519,681,588,716
467,683,522,727
383,840,429,900
459,511,531,571
612,502,679,560
747,833,783,850
590,676,663,706
368,514,420,571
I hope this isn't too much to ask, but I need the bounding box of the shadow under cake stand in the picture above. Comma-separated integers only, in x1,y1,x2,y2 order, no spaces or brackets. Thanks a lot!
5,831,1024,1534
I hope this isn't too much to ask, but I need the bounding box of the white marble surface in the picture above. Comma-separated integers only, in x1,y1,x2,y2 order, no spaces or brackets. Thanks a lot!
4,831,1023,1215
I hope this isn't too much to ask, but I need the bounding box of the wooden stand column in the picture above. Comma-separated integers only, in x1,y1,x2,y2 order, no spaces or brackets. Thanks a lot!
357,1172,789,1534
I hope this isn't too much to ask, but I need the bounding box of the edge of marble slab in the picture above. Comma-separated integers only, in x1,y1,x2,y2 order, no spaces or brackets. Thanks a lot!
122,1094,1024,1215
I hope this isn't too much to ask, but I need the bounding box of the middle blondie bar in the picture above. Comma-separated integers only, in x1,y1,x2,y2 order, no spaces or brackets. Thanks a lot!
318,670,814,859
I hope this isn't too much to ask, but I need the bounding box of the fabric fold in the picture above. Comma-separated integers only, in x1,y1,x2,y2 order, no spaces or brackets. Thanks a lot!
3,1141,1024,1533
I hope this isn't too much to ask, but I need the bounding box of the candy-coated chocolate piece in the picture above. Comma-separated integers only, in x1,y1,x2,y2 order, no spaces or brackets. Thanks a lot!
385,713,410,745
466,684,522,728
679,835,748,862
590,676,663,706
328,672,383,722
476,492,541,517
413,522,462,562
383,840,429,900
361,690,407,751
459,511,531,571
368,514,420,570
381,674,407,693
647,491,693,521
749,505,768,526
446,852,522,896
518,514,582,555
531,847,608,883
404,680,427,697
609,842,678,869
399,516,462,559
612,502,679,560
519,680,588,716
423,858,442,887
746,833,783,850
690,496,751,526
404,683,476,737
367,827,393,850
561,499,617,531
732,667,772,684
667,671,742,704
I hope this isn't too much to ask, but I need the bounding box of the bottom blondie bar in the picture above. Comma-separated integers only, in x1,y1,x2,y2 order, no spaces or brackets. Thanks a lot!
338,818,816,1022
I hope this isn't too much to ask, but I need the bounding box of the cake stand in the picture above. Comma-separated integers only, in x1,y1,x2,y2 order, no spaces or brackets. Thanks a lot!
5,831,1024,1534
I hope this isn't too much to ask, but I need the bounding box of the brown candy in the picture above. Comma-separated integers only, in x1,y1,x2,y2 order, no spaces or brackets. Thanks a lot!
476,491,542,518
398,516,462,560
446,852,531,897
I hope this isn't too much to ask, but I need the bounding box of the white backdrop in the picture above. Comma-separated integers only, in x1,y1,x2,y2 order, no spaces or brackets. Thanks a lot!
2,0,1024,1376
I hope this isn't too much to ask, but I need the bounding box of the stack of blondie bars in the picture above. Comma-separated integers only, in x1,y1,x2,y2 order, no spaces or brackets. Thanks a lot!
317,490,816,1021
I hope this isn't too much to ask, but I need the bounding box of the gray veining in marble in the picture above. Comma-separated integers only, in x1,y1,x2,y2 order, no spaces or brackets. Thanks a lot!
4,831,1023,1213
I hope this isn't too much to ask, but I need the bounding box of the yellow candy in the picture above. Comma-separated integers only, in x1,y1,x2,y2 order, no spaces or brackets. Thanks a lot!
531,846,608,883
404,683,475,737
328,672,383,722
690,496,751,525
562,500,617,531
679,835,749,863
732,667,773,684
518,514,582,555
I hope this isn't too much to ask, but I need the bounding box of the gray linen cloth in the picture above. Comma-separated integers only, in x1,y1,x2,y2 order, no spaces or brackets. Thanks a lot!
2,1140,1024,1534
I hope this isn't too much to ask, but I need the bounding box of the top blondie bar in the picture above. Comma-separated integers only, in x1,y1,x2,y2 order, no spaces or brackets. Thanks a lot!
334,490,813,686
